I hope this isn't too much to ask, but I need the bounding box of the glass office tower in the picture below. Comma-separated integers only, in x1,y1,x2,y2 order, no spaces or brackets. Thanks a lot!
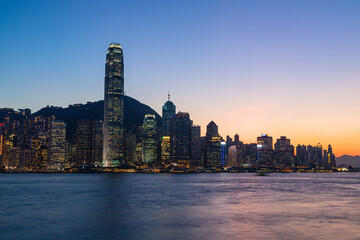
103,43,124,167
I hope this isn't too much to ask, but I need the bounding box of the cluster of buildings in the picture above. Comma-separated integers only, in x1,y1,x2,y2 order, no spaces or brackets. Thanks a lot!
0,43,337,172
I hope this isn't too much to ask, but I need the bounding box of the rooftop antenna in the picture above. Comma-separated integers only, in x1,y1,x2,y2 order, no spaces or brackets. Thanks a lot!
168,90,170,101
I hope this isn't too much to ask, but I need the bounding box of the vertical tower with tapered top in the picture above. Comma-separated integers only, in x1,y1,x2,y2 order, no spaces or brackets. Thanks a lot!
103,42,124,167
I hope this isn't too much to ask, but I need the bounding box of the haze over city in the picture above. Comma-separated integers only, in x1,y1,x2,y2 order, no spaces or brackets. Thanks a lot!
1,0,360,156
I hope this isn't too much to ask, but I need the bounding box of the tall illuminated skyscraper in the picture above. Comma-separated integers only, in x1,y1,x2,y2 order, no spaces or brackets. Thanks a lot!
142,114,157,163
162,94,176,137
103,43,124,167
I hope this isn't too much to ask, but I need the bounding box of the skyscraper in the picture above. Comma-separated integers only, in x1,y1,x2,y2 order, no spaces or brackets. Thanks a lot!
142,114,157,163
48,120,66,170
76,119,92,166
162,94,176,137
190,125,201,159
274,136,294,167
170,112,192,160
205,121,221,168
103,43,124,167
257,134,273,166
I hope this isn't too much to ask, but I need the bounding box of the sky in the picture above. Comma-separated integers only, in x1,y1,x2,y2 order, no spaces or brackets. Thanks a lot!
1,0,360,156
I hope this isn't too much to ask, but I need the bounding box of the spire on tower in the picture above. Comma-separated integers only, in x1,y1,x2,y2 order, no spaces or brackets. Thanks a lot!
168,90,170,101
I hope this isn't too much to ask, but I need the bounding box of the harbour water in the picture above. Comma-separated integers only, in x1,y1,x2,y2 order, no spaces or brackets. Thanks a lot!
1,173,360,240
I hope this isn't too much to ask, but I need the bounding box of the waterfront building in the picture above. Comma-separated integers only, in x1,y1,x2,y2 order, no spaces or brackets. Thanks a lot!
274,136,294,167
91,120,103,166
0,124,3,168
103,42,124,167
243,143,257,164
142,114,157,163
170,112,192,160
162,94,176,137
221,141,227,167
206,136,222,167
257,134,273,166
296,145,307,167
324,144,336,169
76,120,92,166
190,125,201,159
161,136,171,161
227,143,245,167
48,120,66,170
124,132,137,165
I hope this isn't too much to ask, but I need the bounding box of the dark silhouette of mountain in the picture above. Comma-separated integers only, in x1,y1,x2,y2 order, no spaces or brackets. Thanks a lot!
34,96,161,140
336,155,360,168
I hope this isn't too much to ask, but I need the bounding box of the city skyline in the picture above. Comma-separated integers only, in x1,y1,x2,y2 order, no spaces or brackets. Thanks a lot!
1,0,360,156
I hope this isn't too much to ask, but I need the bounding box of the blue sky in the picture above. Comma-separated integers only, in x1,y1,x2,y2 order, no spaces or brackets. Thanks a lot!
1,0,360,154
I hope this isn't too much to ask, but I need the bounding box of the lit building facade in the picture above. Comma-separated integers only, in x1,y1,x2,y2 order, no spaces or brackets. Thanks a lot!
206,137,222,167
48,120,66,170
161,136,171,161
162,94,176,137
103,42,124,167
142,114,157,163
257,134,273,166
220,141,227,167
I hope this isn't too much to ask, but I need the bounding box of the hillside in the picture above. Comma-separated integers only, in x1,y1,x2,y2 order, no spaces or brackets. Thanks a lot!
34,96,161,140
336,155,360,168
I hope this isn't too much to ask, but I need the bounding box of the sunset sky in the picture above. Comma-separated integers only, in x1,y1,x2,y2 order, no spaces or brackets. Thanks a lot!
1,0,360,156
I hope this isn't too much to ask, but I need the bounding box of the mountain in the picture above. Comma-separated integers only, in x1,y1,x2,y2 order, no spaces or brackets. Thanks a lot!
34,96,162,140
336,155,360,168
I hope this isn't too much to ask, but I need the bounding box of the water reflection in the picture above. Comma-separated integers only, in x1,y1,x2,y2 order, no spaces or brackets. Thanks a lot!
1,173,360,239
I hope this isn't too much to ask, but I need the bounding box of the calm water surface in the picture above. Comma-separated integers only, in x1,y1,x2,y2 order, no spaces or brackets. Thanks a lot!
1,173,360,240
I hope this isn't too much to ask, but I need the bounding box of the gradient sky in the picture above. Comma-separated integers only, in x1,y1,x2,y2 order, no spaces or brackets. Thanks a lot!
1,0,360,156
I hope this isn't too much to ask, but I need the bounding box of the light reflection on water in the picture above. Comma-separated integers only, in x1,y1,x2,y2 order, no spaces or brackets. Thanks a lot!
1,173,360,240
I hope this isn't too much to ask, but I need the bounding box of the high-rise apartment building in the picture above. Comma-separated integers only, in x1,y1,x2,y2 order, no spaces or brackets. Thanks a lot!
103,42,124,167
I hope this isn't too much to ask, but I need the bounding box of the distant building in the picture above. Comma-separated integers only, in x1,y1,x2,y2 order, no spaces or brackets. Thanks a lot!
124,131,137,165
295,145,307,167
48,120,66,170
324,144,336,169
142,114,157,163
221,141,227,167
227,144,245,167
161,136,171,161
257,134,273,166
91,120,103,166
76,120,92,165
162,94,176,137
170,112,192,160
205,121,221,167
274,136,294,167
190,125,201,159
206,137,222,167
103,42,124,167
206,121,219,140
